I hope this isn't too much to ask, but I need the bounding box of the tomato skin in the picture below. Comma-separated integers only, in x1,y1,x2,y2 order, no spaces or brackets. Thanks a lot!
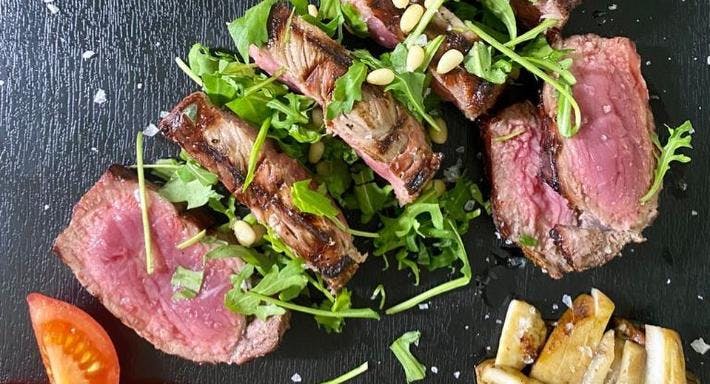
27,293,120,384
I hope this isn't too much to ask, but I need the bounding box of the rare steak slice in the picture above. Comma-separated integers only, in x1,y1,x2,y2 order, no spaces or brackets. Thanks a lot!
343,0,503,120
249,3,441,204
543,35,658,233
53,165,289,364
485,102,639,277
159,92,365,291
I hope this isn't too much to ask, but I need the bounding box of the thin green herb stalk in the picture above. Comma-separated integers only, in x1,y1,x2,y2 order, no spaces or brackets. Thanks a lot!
465,22,582,136
136,132,154,275
247,292,381,319
385,220,470,315
176,229,207,250
131,164,182,170
403,0,446,46
174,57,203,87
328,216,379,238
640,121,693,203
320,362,369,384
504,18,557,48
242,68,286,97
307,274,336,302
371,284,386,310
494,128,526,143
525,57,576,85
243,119,271,192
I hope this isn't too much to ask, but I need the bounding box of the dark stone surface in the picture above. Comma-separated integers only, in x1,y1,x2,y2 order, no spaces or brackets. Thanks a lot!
1,0,708,382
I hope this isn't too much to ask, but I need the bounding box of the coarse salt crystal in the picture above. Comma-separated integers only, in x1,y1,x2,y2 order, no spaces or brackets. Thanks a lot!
90,147,99,153
608,3,617,10
691,338,710,355
43,204,50,210
291,373,302,383
159,111,169,118
0,80,4,86
418,303,429,310
81,50,95,60
562,294,573,308
698,295,704,300
137,82,143,89
143,123,159,137
552,303,559,310
692,210,698,216
431,366,438,374
455,146,465,153
707,56,710,65
93,89,107,104
453,371,461,379
46,3,60,14
495,319,502,325
667,278,671,285
602,105,611,113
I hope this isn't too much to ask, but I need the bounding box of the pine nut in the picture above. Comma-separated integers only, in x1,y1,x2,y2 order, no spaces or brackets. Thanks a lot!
436,49,463,74
233,220,257,247
400,4,424,34
308,141,325,164
428,117,448,144
366,68,395,86
423,0,438,9
392,0,408,9
406,45,425,72
311,107,324,127
432,179,446,195
307,4,319,17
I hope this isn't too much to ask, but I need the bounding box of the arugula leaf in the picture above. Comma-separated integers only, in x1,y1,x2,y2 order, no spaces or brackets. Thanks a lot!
314,288,353,333
390,331,426,383
326,61,367,119
321,362,369,384
291,179,341,218
519,234,538,247
480,0,517,39
205,244,275,274
341,2,368,37
171,266,204,300
349,167,395,223
227,0,279,62
641,121,693,203
160,177,222,209
244,119,271,192
267,93,322,143
316,159,353,204
464,41,511,84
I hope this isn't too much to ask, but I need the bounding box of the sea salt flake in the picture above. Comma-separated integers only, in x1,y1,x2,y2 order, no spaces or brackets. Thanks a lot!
455,146,465,154
698,295,704,301
495,319,502,325
46,3,60,14
608,3,617,10
93,89,107,104
666,278,671,285
453,371,461,379
0,80,4,86
431,366,438,374
552,303,559,310
143,123,159,137
137,82,143,89
443,159,463,183
90,147,99,153
602,105,611,113
645,60,651,66
706,56,710,65
43,204,50,210
291,373,302,383
562,294,573,308
81,50,95,60
691,338,710,355
692,210,698,216
418,303,429,310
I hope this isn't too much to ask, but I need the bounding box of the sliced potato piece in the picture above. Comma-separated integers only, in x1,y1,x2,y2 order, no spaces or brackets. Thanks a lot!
581,330,616,384
613,318,645,345
602,337,625,384
495,300,548,369
480,364,546,384
615,340,646,384
644,325,686,384
530,289,615,384
475,359,495,384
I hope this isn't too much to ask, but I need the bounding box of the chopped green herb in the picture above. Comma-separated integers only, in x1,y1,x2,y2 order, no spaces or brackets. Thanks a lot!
320,362,369,384
314,288,354,333
370,284,386,310
135,132,154,275
326,61,367,119
641,121,693,203
480,0,517,39
390,331,426,383
171,266,204,300
291,179,341,218
159,178,222,210
227,0,279,62
243,119,271,192
493,128,527,142
348,167,395,224
519,234,538,247
464,41,512,84
176,229,207,250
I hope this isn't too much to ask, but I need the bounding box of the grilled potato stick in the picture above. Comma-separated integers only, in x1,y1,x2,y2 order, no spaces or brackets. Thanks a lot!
495,300,548,369
644,325,686,384
602,337,625,384
613,318,645,345
581,330,616,384
480,364,547,384
530,289,615,384
615,340,646,384
475,359,495,384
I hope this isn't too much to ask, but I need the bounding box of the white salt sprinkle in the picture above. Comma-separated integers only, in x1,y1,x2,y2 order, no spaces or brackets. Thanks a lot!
692,210,699,216
608,3,617,10
143,123,159,137
0,80,4,86
90,147,99,153
495,319,502,325
93,89,107,104
691,338,710,355
137,82,143,89
645,60,652,66
431,366,439,374
81,50,95,60
453,371,461,379
43,204,50,211
291,373,302,383
706,56,710,65
418,303,430,310
562,294,573,309
46,2,60,14
552,303,559,311
666,278,672,285
698,295,704,301
159,111,170,118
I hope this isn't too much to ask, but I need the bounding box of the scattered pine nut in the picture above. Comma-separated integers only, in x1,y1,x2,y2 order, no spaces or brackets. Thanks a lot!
392,0,408,9
436,49,463,74
366,68,395,86
406,45,425,72
308,141,325,164
307,4,319,17
400,4,424,34
428,117,448,144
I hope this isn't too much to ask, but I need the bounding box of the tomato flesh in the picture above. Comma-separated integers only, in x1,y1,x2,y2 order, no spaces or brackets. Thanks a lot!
27,293,120,384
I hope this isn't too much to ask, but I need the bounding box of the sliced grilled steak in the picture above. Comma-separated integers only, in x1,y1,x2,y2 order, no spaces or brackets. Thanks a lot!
485,102,634,277
53,165,288,364
543,35,658,233
344,0,503,120
249,3,441,204
509,0,582,28
159,92,365,291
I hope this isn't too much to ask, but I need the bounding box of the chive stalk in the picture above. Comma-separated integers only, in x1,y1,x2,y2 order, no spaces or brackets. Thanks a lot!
136,132,154,274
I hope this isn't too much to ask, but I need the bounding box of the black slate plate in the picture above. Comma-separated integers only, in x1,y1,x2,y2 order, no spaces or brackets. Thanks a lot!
1,0,708,382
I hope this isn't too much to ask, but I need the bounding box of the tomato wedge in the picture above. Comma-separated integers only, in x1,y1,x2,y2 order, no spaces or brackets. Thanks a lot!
26,293,120,384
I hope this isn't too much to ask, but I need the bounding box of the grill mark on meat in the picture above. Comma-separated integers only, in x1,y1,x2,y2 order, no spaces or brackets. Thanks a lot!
159,92,365,290
53,165,289,364
343,0,503,120
250,3,441,204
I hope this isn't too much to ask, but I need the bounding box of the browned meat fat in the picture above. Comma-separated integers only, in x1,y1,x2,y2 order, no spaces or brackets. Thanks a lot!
509,0,582,28
53,165,289,364
159,92,365,291
249,3,441,204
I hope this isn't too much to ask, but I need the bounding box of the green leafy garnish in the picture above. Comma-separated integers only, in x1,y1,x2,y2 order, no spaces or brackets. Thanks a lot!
314,288,354,333
480,0,517,39
176,229,207,250
291,179,341,218
227,0,279,62
326,61,367,119
135,131,154,275
171,266,204,300
320,362,369,384
641,121,693,203
390,331,426,383
160,177,222,210
464,41,512,84
370,284,386,310
348,167,395,224
243,119,271,192
519,234,538,247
